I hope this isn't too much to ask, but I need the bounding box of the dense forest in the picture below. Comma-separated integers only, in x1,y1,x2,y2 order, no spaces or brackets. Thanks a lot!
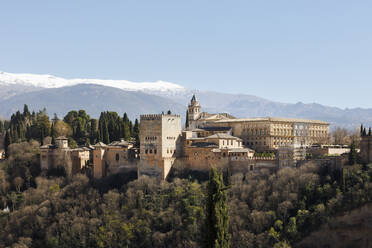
1,106,372,247
1,105,140,157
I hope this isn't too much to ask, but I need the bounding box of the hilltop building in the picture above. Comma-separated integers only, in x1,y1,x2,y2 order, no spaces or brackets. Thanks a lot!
182,130,255,170
39,94,332,181
277,144,306,168
40,136,91,176
92,139,138,179
186,95,330,152
139,114,182,180
186,95,236,129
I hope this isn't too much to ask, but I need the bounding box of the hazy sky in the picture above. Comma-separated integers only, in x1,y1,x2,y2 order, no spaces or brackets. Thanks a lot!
1,1,372,108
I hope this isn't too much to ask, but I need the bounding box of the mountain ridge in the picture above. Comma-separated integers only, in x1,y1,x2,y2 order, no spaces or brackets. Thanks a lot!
1,71,372,129
0,71,186,94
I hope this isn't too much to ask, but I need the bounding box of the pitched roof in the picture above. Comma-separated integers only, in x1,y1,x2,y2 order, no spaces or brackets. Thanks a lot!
93,142,107,147
215,117,329,125
108,140,131,147
56,136,68,140
199,126,232,132
206,133,242,140
40,144,56,149
212,148,254,153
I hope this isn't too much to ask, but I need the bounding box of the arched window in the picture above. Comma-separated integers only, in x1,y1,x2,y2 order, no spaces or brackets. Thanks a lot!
115,153,119,161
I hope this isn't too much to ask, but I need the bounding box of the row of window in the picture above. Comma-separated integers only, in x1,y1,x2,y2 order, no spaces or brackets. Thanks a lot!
243,141,267,146
167,149,176,154
190,152,249,159
143,149,177,154
145,136,157,141
145,149,157,154
222,140,235,146
242,129,328,137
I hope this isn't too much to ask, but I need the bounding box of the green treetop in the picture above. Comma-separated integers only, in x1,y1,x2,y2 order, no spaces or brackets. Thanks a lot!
204,168,230,248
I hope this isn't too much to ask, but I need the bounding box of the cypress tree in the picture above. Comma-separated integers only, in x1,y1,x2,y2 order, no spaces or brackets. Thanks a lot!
53,113,59,123
103,122,110,144
133,119,140,144
360,124,364,136
0,121,4,133
369,127,372,136
90,119,98,144
185,111,189,128
123,113,129,125
23,104,30,117
204,168,230,248
51,122,56,145
4,130,11,158
40,129,45,146
129,121,133,137
348,142,358,165
363,128,367,136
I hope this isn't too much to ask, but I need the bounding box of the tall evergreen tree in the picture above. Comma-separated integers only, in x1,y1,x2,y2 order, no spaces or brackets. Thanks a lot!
348,142,358,165
369,127,372,136
129,121,133,137
185,111,189,128
360,124,364,136
204,168,230,248
133,119,140,144
0,121,4,133
123,113,129,124
52,113,59,123
23,104,30,117
51,122,56,145
90,119,98,144
363,128,367,136
103,122,110,144
4,130,11,158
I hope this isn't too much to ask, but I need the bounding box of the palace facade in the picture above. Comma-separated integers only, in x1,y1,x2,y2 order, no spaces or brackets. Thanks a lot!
187,95,330,152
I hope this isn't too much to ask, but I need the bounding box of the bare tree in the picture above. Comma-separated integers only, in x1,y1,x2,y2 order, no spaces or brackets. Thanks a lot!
13,177,24,193
332,127,349,145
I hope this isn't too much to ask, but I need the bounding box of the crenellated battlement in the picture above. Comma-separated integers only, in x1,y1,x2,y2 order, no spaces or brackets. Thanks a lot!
140,114,181,120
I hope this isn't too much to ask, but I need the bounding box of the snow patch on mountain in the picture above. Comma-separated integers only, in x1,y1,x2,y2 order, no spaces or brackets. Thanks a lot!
0,71,186,94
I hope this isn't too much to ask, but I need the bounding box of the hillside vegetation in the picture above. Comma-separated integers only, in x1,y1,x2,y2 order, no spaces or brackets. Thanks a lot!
297,204,372,248
1,139,372,247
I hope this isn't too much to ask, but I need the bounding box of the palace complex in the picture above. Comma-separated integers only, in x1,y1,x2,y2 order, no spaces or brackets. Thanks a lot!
41,95,335,180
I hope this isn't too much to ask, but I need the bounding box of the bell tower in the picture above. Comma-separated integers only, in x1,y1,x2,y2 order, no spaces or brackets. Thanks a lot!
187,94,201,129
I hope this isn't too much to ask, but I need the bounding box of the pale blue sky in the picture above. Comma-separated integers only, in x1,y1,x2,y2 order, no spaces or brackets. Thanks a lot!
1,1,372,108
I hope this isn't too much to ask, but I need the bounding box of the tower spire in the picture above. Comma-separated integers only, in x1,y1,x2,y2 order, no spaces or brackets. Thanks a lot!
187,94,201,129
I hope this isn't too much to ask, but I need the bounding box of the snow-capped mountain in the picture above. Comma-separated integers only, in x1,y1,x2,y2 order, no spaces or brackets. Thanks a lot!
1,71,372,129
0,71,186,95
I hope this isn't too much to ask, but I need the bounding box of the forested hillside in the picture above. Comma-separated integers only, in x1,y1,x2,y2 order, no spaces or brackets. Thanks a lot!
1,107,372,247
0,138,371,247
296,204,372,248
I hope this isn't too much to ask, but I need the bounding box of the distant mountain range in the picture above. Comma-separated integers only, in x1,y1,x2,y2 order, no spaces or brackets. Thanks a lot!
1,71,372,129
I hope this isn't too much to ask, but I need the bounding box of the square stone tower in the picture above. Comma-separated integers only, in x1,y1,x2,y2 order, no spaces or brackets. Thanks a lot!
360,135,372,164
139,114,181,180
